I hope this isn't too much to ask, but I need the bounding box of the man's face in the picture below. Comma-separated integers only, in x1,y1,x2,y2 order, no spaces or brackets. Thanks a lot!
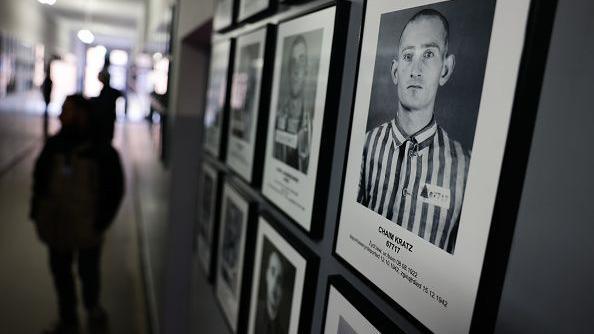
393,16,452,112
265,252,284,320
288,40,307,98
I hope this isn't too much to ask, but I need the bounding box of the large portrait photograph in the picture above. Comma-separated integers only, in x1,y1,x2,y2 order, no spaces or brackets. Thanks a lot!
336,0,535,332
226,28,267,183
261,6,336,231
197,163,221,278
204,40,231,158
247,218,308,334
215,183,250,332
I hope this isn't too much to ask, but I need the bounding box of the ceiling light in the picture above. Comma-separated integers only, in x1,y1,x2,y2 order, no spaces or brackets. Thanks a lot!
38,0,56,5
77,29,95,44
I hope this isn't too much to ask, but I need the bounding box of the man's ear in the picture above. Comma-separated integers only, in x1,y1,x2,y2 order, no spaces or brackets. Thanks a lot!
439,54,455,86
391,59,399,86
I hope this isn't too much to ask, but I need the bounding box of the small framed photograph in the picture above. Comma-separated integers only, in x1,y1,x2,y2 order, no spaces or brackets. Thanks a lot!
213,0,235,31
323,276,402,334
215,181,257,333
261,4,349,235
226,26,274,185
197,162,224,281
237,0,273,23
247,216,318,334
204,40,233,159
335,0,555,332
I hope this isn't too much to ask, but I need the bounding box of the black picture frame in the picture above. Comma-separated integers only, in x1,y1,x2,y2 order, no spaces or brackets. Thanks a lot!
225,24,276,187
322,276,404,334
213,176,259,334
203,38,235,161
197,158,226,283
260,1,351,239
246,212,319,334
332,0,559,333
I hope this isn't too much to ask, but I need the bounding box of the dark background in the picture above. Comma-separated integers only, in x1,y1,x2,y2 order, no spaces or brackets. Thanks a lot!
366,0,496,152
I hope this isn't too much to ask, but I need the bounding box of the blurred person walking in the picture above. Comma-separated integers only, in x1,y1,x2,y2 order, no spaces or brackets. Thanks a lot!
41,62,53,140
91,69,124,143
30,94,125,334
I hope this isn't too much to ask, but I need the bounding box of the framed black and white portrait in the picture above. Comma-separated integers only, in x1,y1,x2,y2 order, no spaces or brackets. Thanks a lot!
197,162,223,281
237,0,272,23
247,217,317,334
261,5,348,234
215,181,256,332
213,0,235,31
204,40,233,159
323,277,402,334
336,0,555,332
226,26,273,185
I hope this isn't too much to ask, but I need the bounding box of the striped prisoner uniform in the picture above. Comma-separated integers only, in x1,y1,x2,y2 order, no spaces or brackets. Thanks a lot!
357,117,469,253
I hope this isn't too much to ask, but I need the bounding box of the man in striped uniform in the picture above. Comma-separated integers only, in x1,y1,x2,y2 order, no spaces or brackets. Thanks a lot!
357,9,469,254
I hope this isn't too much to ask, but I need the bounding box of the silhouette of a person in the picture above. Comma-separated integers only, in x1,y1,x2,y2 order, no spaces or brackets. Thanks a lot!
30,94,124,334
91,69,124,143
41,62,53,140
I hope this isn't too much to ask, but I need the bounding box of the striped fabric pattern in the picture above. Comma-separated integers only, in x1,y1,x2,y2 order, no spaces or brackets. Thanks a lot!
357,118,469,253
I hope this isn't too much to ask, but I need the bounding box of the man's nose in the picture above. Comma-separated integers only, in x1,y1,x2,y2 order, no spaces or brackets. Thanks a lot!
410,56,422,78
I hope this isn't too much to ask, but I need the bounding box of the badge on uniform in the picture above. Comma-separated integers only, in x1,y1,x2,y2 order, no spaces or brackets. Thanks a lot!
419,183,450,209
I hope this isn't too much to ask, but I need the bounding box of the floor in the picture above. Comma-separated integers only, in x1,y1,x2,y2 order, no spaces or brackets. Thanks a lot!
0,92,162,333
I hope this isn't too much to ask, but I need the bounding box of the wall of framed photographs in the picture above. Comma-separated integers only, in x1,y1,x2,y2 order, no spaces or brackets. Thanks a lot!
194,0,559,333
0,30,38,98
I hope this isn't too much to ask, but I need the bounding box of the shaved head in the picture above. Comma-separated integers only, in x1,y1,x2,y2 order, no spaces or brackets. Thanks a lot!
398,9,450,57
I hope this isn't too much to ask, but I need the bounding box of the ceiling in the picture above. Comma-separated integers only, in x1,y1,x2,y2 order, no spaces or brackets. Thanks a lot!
44,0,146,51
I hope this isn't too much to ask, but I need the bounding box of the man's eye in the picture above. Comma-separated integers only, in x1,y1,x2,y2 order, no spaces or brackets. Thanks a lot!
402,53,412,62
424,50,434,58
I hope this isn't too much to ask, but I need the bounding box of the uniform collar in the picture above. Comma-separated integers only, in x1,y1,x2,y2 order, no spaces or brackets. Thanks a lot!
390,116,438,148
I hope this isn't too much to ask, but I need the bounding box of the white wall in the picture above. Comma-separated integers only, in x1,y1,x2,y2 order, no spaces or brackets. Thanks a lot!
167,0,214,118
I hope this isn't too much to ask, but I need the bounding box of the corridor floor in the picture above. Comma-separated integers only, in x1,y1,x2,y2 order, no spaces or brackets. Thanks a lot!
0,106,154,333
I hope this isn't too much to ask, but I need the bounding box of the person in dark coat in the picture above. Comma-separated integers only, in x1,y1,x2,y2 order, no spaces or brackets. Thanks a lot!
90,69,124,143
30,94,124,334
41,63,53,140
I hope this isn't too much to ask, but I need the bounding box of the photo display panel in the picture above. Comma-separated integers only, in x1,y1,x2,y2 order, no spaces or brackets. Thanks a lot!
197,162,221,278
336,0,533,332
204,40,232,158
261,6,336,231
226,27,267,183
247,217,308,334
215,182,251,332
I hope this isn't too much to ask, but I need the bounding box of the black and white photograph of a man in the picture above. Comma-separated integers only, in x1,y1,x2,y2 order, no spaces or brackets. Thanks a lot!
230,42,260,141
357,2,495,254
273,30,322,173
220,201,244,297
254,238,296,334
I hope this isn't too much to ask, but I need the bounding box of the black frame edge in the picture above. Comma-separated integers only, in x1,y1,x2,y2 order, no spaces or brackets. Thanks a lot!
469,0,559,332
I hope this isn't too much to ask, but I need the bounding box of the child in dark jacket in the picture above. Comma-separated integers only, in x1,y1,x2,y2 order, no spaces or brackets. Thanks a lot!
30,94,124,334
